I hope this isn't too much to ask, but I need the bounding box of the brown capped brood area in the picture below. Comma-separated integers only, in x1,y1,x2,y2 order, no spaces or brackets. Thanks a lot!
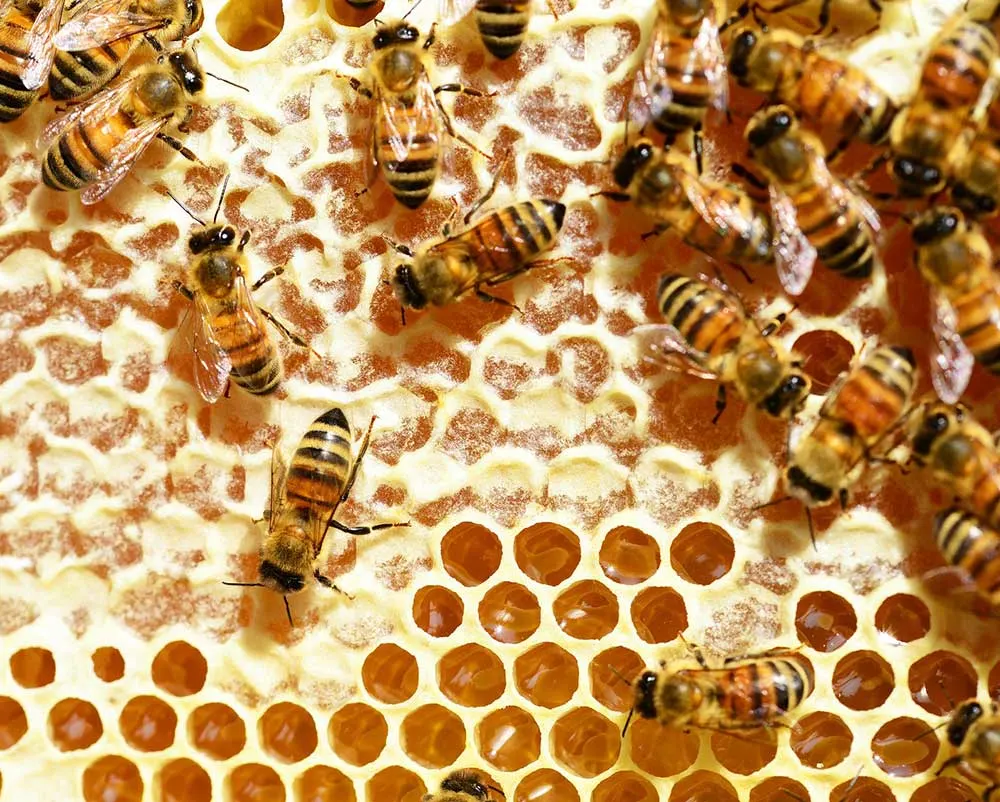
1,0,1000,800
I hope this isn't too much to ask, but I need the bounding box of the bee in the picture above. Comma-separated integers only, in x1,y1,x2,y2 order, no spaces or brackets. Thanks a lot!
346,0,379,6
627,647,815,732
391,194,566,310
785,345,917,512
342,19,489,208
630,0,727,172
224,408,410,625
910,402,1000,534
40,45,204,205
745,105,881,295
910,208,1000,403
48,0,204,101
644,273,811,423
0,0,65,122
425,771,501,802
605,139,782,274
934,508,1000,606
952,95,1000,218
438,0,534,60
938,700,1000,796
727,27,898,161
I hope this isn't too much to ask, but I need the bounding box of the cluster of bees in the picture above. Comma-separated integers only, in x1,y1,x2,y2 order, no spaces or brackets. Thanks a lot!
7,0,1000,796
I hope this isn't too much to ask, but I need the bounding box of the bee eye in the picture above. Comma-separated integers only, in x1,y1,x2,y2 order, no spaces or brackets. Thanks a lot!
931,413,949,432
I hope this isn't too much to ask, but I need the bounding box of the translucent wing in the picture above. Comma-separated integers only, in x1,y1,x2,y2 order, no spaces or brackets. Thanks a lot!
224,275,274,384
682,170,757,249
437,0,478,24
810,150,882,235
0,0,12,18
629,24,671,129
54,0,167,50
80,114,170,205
268,444,290,524
631,323,719,379
931,293,974,404
377,72,439,165
39,73,137,146
769,183,816,296
21,0,64,90
190,296,232,403
693,15,728,111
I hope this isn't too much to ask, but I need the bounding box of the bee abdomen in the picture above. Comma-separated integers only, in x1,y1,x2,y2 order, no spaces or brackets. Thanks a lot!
42,112,130,190
475,0,530,60
466,199,565,277
657,274,742,358
719,653,814,725
49,40,135,101
229,348,281,395
815,223,876,279
935,507,1000,603
922,21,997,107
955,285,1000,373
285,407,353,510
0,11,37,121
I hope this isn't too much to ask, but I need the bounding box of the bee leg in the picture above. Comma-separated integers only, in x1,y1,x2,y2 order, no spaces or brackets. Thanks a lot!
143,31,164,52
313,571,353,598
251,265,284,292
691,129,703,177
731,163,767,190
259,308,316,356
463,156,509,225
423,23,438,49
711,384,727,425
173,280,195,301
726,262,754,285
329,519,411,535
238,231,251,252
827,138,849,165
156,133,201,164
177,104,194,134
984,784,998,802
335,74,373,99
475,287,522,312
640,224,669,241
224,379,232,399
935,755,963,777
434,95,491,157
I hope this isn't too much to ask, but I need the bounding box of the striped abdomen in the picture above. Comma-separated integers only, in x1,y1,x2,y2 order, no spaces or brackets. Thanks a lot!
826,345,916,444
211,296,280,395
935,507,1000,604
375,95,438,209
919,16,997,109
283,407,353,519
475,0,529,60
790,179,876,280
678,179,774,266
952,279,1000,373
49,36,137,101
0,5,40,122
649,25,715,136
42,104,138,191
657,274,744,363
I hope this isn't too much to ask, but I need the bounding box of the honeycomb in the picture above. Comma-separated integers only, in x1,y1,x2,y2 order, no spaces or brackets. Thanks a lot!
2,0,1000,799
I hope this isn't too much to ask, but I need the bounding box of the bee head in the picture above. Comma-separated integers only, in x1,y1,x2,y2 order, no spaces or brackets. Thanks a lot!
892,157,943,196
440,771,490,801
911,209,961,245
736,350,810,418
911,404,957,459
633,671,659,719
392,263,427,309
762,371,811,418
747,106,794,149
258,560,307,595
167,47,205,95
183,0,204,35
786,465,833,505
190,223,238,254
948,702,984,747
373,20,420,49
613,141,655,188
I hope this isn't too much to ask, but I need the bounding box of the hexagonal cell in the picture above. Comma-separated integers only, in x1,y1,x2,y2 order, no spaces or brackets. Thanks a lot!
10,647,55,688
158,758,211,802
515,769,580,802
91,647,125,682
710,727,777,775
668,770,738,802
631,587,687,643
229,764,286,802
400,704,466,768
438,643,506,707
749,778,809,802
366,767,426,802
908,651,978,716
118,695,177,752
553,580,619,639
362,643,419,704
831,777,895,802
0,697,28,749
628,718,700,777
793,330,854,394
151,641,207,697
188,702,247,760
789,711,852,769
591,771,657,802
990,660,1000,701
48,698,103,751
515,522,581,585
477,706,541,770
669,522,735,585
82,756,143,802
550,707,621,778
874,593,931,644
871,717,939,777
910,778,977,802
590,647,645,712
795,591,857,652
259,702,318,763
441,522,502,586
296,765,356,802
514,642,579,708
413,585,464,637
832,650,895,711
599,526,661,585
217,0,284,50
479,582,541,643
328,703,388,766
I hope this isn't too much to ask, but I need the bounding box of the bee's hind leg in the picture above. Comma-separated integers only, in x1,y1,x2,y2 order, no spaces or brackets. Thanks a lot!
475,287,522,313
314,571,353,598
259,308,317,357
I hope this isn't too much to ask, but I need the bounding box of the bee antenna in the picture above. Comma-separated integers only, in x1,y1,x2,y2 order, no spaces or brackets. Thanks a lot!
621,706,635,737
205,71,250,92
752,495,793,511
283,596,294,627
806,506,817,551
372,16,384,26
402,0,425,20
213,174,230,223
164,187,205,226
912,719,949,741
605,664,631,685
221,581,265,587
486,786,505,798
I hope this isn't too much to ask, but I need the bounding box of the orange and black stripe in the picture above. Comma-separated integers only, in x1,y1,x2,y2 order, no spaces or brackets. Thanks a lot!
284,407,353,519
49,37,137,101
475,0,530,60
657,274,743,360
678,181,774,266
0,1,41,121
376,101,438,209
451,199,565,279
41,100,141,190
826,346,916,442
952,280,1000,374
213,301,281,396
709,652,814,726
919,15,998,109
648,24,716,136
796,184,876,280
935,507,1000,605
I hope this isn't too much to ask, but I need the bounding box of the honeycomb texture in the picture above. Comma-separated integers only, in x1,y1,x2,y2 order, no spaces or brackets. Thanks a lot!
2,0,1000,799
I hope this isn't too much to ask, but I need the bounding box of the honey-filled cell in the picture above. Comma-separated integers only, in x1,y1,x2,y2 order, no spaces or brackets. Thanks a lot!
908,651,978,716
48,698,103,751
795,591,857,652
990,659,1000,700
400,704,466,768
599,526,661,585
871,717,939,777
628,718,700,777
514,642,579,708
515,522,581,585
831,777,896,802
710,727,778,775
550,707,621,778
479,581,541,643
118,695,177,752
515,769,580,802
669,522,734,585
0,697,28,749
832,650,895,710
91,647,125,682
553,581,619,639
82,755,143,802
258,702,318,763
589,647,645,712
296,765,357,802
362,643,419,703
10,647,56,688
789,711,853,769
188,702,247,760
328,703,387,766
366,767,426,802
229,763,286,802
910,777,977,802
591,771,657,802
151,640,208,697
792,330,854,394
441,522,503,586
158,758,211,802
437,643,506,707
412,585,464,637
874,594,931,644
750,778,810,802
216,0,284,51
476,706,541,771
668,770,739,802
630,586,687,643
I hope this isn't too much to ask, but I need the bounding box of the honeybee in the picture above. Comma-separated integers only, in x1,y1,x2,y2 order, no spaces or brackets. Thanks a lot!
0,0,65,121
626,647,815,733
391,196,566,310
952,94,1000,218
438,0,534,60
224,408,409,625
938,700,1000,796
785,345,917,512
727,27,898,160
745,105,881,296
606,139,780,273
48,0,203,101
934,508,1000,606
910,208,1000,403
643,273,811,423
40,45,204,204
425,771,501,802
343,19,489,208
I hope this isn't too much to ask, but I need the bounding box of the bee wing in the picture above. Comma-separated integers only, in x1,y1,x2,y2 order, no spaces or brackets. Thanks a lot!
225,274,275,383
629,24,670,129
268,443,290,523
53,0,167,50
810,151,882,235
378,76,439,165
189,296,232,403
437,0,478,24
931,292,974,404
693,15,728,111
631,323,719,379
769,183,816,296
39,72,137,147
79,113,170,205
681,170,758,252
21,0,65,90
